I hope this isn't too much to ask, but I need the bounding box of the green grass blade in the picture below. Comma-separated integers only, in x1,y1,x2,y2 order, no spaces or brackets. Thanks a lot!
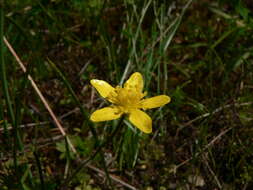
47,58,97,137
0,1,15,127
48,58,114,186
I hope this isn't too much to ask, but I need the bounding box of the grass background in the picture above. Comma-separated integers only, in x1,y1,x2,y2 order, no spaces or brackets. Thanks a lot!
1,0,253,189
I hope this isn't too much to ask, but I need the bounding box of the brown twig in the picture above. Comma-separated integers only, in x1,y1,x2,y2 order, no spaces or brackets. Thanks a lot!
0,106,81,133
0,121,49,132
3,36,76,154
177,101,253,136
173,127,233,173
87,164,137,190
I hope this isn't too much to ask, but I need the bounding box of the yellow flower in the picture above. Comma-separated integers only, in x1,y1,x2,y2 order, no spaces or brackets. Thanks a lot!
90,72,171,133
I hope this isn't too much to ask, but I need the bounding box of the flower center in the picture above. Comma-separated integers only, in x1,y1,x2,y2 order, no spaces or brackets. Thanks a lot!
108,86,146,113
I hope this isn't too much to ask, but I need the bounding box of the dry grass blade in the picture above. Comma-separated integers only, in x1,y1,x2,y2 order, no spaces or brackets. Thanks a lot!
3,36,77,154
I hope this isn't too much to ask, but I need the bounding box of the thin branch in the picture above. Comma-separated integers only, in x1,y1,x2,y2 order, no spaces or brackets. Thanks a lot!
177,102,253,133
3,36,76,154
0,121,49,132
0,106,81,132
173,127,233,173
87,164,137,190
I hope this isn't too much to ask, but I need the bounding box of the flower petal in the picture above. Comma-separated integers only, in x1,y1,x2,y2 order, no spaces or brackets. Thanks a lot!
90,107,122,122
124,72,143,92
141,95,171,109
129,109,152,133
90,79,115,98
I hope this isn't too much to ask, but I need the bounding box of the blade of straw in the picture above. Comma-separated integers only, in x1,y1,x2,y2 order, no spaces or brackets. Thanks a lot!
3,36,76,154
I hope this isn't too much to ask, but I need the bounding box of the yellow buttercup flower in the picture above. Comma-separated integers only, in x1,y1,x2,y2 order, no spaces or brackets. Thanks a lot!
90,72,171,133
